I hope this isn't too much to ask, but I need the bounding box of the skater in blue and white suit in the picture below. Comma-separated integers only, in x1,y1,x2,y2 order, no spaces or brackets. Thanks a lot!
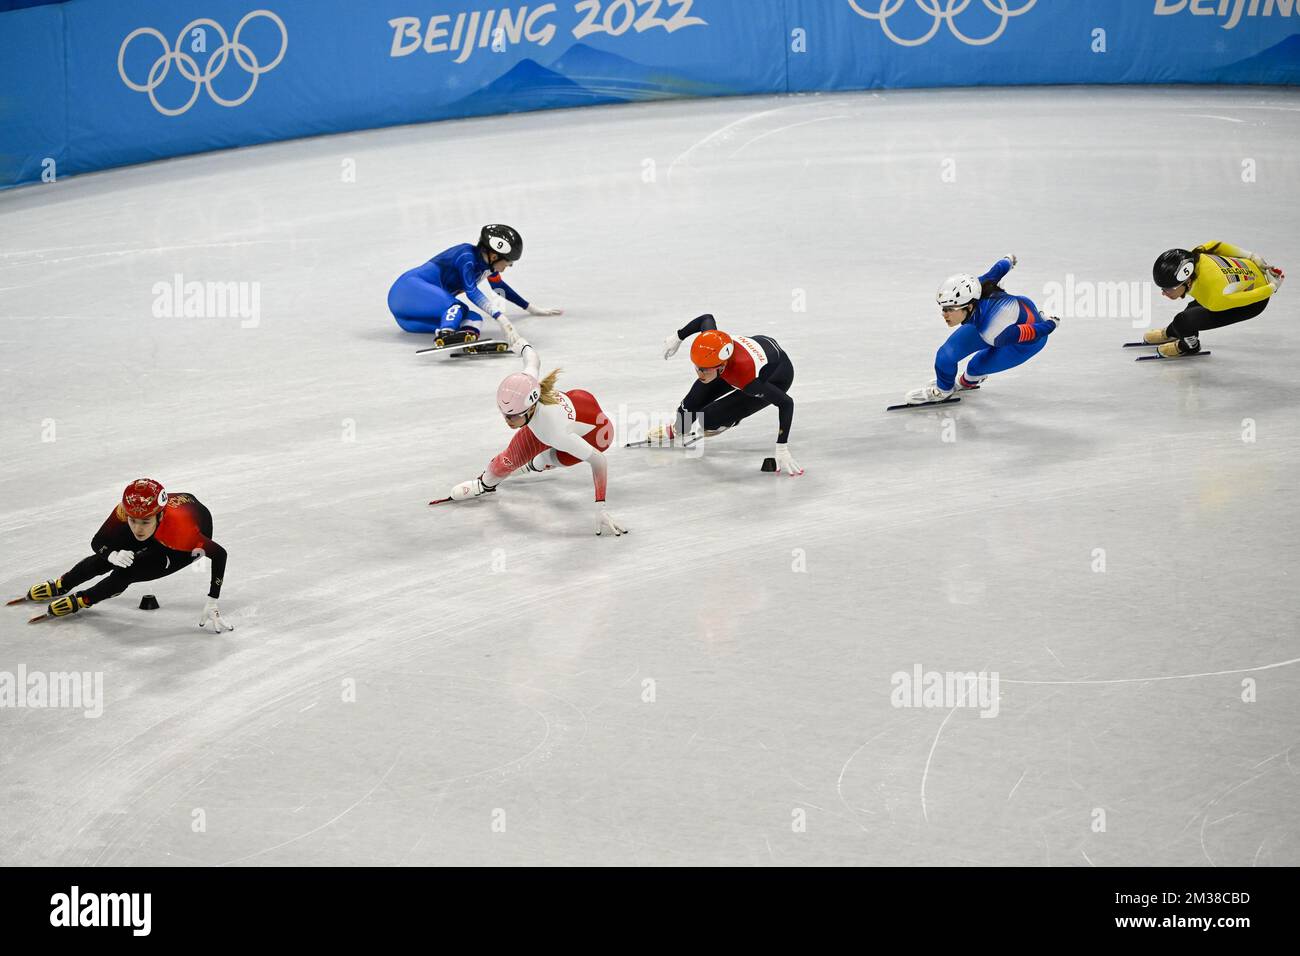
387,224,562,345
904,255,1060,405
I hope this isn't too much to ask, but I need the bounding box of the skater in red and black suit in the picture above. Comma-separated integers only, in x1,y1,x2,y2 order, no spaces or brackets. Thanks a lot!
651,314,803,476
12,478,234,630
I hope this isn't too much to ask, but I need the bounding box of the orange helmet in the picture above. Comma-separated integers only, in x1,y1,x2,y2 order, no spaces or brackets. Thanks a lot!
690,330,734,368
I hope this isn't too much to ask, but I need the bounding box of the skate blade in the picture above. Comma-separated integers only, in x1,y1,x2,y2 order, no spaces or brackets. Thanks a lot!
6,596,31,606
1135,351,1211,362
625,434,703,448
415,339,508,356
886,396,962,412
449,347,514,358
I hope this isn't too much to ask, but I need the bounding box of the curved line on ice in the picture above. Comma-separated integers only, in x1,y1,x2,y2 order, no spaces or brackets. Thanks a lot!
216,751,404,866
1001,656,1300,686
920,705,959,823
728,115,851,158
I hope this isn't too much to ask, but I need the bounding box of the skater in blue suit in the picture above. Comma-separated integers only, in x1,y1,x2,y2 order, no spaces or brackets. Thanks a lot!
387,224,562,345
904,254,1060,405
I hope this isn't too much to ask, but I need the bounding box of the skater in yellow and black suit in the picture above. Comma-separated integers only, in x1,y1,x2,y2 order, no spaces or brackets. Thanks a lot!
1146,241,1284,357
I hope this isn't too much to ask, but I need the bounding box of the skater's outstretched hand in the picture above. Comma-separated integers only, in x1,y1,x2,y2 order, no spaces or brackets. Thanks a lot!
527,303,564,316
498,315,526,352
199,598,234,632
775,443,804,477
662,331,682,359
1267,266,1285,293
596,503,628,536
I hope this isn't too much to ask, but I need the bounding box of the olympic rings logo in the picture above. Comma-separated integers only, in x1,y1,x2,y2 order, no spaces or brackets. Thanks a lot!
117,10,288,117
846,0,1037,47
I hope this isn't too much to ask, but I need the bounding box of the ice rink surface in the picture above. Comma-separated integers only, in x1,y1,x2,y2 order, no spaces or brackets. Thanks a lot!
2,86,1298,866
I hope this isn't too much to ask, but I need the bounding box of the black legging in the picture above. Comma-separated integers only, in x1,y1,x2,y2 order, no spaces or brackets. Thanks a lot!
1166,297,1269,340
676,354,795,434
62,547,197,607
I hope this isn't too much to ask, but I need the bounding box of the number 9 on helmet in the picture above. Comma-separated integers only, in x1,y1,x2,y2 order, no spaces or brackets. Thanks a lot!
479,224,523,263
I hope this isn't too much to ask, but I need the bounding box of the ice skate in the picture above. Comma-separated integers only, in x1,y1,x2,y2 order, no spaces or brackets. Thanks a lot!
432,327,479,349
1156,336,1202,358
7,578,66,605
905,382,955,405
449,474,498,501
462,339,511,355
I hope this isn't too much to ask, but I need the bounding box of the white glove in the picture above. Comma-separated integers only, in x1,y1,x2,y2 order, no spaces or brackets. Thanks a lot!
107,550,135,568
484,292,510,319
199,598,233,632
1045,313,1062,328
775,443,804,477
1267,266,1284,293
596,503,628,536
526,303,564,316
1004,253,1017,269
505,326,527,353
450,474,498,501
497,315,525,350
662,331,682,359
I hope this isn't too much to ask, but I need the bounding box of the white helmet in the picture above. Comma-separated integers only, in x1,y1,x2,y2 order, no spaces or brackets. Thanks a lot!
937,274,981,309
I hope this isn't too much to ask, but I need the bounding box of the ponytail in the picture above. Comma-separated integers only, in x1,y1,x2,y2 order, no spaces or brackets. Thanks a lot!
538,368,563,405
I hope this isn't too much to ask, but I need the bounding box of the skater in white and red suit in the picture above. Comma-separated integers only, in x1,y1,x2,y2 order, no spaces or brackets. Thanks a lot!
445,318,627,536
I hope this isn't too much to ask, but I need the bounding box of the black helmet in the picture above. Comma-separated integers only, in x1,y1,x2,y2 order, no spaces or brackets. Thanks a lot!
1153,248,1196,289
479,224,522,263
